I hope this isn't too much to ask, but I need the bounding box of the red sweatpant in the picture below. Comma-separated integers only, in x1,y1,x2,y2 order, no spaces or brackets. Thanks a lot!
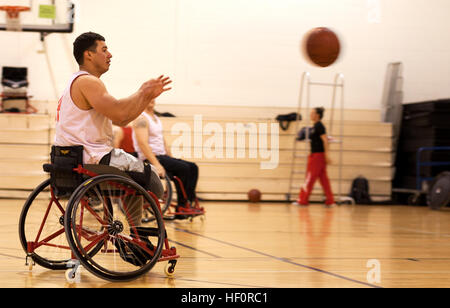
298,153,335,205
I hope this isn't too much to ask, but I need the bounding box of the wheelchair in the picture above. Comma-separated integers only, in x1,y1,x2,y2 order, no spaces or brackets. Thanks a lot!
18,146,179,283
141,173,205,223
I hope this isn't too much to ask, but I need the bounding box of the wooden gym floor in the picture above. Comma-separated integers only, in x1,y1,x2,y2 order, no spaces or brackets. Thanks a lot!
0,199,449,288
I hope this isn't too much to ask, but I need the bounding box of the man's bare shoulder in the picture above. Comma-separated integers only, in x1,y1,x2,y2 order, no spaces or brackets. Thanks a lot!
71,75,107,110
72,74,105,90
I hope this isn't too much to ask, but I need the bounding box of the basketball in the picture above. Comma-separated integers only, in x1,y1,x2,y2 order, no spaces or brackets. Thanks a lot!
248,189,262,203
302,27,341,67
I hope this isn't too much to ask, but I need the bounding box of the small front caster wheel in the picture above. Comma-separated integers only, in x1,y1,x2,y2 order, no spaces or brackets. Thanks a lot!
65,269,77,284
164,260,177,278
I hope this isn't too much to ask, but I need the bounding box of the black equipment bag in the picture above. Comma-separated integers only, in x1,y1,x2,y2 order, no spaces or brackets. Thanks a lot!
276,113,302,131
350,176,372,205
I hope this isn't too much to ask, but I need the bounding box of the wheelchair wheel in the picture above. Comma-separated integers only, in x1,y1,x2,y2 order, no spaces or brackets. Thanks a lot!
142,174,173,223
19,179,72,270
64,175,166,282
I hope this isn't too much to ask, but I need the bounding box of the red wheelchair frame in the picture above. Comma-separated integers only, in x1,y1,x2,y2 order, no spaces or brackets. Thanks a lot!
164,175,205,221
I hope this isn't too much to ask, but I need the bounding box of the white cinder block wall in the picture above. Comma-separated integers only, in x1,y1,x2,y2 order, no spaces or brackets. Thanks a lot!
0,0,449,110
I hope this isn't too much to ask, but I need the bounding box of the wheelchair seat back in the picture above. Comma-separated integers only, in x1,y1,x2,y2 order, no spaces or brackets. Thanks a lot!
48,145,84,198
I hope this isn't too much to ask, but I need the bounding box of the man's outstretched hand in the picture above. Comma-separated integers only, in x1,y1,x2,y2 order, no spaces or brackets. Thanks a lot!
141,75,172,101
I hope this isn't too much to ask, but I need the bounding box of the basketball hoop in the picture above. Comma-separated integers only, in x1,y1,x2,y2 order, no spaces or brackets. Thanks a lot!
0,6,30,31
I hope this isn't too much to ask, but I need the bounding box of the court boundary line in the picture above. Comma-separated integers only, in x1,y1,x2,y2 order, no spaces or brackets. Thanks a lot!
169,240,222,258
0,252,24,261
172,226,382,288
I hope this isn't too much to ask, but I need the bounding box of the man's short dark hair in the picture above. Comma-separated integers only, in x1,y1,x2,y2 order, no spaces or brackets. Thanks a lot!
315,107,325,120
73,32,105,65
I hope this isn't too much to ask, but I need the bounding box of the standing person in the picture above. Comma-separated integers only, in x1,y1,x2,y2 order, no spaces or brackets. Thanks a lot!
132,99,199,217
293,107,336,208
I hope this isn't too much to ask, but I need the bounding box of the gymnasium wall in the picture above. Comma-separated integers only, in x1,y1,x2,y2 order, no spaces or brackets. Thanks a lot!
0,0,449,110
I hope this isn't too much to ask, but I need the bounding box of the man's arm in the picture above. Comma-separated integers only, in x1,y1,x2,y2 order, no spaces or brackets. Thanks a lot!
74,75,172,127
133,116,166,177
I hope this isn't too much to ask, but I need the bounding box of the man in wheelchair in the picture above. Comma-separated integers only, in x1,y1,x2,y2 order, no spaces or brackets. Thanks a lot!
54,32,172,266
132,99,200,220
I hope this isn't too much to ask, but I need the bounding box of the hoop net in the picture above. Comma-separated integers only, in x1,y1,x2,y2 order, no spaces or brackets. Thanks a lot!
0,6,30,31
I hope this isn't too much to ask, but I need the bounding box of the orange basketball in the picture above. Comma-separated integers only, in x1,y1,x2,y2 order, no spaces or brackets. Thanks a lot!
303,27,341,67
248,189,262,203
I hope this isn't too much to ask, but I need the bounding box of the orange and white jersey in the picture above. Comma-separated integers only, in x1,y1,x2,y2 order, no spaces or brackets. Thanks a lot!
55,71,113,164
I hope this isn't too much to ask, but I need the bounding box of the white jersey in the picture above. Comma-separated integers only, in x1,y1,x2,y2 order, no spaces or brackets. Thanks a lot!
55,71,113,164
133,112,167,159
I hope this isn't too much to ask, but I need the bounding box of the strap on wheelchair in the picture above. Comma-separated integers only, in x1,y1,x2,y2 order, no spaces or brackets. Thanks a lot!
43,164,74,173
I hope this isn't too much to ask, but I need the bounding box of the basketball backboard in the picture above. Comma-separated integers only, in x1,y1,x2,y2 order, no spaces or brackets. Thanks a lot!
0,0,74,34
